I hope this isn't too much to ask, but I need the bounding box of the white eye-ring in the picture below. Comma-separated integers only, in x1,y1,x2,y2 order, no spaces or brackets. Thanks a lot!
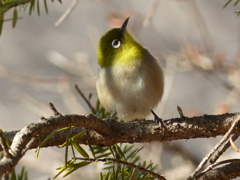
112,39,121,48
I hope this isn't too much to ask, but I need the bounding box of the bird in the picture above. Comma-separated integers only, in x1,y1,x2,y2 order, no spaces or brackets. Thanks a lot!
96,17,164,123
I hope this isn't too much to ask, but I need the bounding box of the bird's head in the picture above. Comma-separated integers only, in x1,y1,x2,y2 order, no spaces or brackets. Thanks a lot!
97,17,144,68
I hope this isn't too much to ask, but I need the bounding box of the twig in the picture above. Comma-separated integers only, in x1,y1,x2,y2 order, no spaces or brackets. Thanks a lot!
0,130,12,158
55,0,79,27
177,106,185,120
143,0,160,27
185,0,214,56
22,138,37,156
0,65,64,85
197,159,240,180
196,159,240,179
235,10,240,16
164,142,199,166
218,67,240,112
0,114,111,177
75,157,166,180
75,85,96,114
236,16,240,61
2,17,23,22
187,115,240,180
58,80,85,113
209,134,239,164
49,102,62,116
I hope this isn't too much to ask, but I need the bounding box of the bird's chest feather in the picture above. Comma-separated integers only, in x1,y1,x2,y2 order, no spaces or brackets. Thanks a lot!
98,59,146,99
100,62,145,94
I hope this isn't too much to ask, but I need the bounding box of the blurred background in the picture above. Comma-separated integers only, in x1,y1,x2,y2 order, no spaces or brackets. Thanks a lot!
0,0,240,179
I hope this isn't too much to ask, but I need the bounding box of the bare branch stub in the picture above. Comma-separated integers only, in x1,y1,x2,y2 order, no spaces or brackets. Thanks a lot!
39,116,48,121
177,105,185,120
49,102,62,116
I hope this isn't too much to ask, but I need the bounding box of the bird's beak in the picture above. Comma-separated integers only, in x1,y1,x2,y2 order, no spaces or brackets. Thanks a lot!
120,17,129,38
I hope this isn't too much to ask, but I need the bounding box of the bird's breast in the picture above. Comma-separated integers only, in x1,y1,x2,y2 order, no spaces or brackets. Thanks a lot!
106,61,144,91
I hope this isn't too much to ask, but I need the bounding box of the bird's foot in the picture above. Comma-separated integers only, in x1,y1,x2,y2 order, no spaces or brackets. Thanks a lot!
151,110,165,128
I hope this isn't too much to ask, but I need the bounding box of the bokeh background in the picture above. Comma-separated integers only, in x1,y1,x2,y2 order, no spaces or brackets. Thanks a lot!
0,0,240,179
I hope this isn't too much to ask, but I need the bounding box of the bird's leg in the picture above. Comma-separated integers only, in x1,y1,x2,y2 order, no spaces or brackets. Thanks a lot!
151,110,164,127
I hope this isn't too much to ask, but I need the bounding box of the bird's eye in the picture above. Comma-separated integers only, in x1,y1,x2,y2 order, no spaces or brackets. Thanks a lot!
112,39,121,48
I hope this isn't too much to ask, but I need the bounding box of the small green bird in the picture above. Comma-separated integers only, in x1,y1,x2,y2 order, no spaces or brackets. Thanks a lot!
96,17,164,122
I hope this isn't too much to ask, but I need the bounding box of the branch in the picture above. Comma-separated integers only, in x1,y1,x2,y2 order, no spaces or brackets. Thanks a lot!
54,0,79,27
197,160,240,180
0,110,240,177
187,114,240,179
0,130,12,159
0,113,109,178
210,134,239,163
4,112,240,148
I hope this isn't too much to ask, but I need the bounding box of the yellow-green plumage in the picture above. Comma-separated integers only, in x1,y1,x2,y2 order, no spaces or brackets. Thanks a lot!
96,18,164,121
98,29,144,68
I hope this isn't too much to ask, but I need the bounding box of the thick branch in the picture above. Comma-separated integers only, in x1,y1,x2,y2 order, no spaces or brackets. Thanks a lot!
0,113,109,177
0,112,240,177
3,112,240,148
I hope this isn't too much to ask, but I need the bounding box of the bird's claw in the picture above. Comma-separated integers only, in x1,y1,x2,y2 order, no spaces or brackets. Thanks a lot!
151,110,165,128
